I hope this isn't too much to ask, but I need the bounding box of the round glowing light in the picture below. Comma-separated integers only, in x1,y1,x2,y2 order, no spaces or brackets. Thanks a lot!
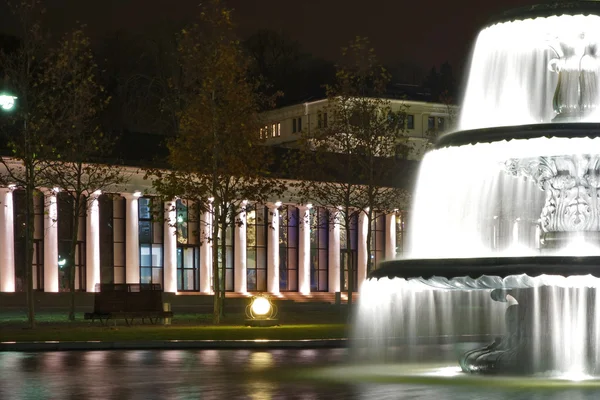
0,94,17,111
251,297,271,316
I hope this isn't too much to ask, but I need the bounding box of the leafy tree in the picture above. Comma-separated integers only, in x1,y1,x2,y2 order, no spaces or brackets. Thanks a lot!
294,37,409,308
39,28,128,321
149,0,283,323
0,0,53,328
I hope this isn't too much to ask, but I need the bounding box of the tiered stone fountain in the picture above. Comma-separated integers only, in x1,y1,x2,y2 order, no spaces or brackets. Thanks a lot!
356,1,600,376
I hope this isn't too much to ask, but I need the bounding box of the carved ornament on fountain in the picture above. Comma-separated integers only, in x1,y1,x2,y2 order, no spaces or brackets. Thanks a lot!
505,155,600,232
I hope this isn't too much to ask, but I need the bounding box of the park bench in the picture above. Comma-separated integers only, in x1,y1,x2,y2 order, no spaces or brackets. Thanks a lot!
84,283,173,326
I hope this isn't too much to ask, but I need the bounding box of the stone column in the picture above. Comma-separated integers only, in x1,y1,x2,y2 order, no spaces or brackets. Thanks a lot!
385,213,396,260
328,208,341,293
0,187,15,292
199,202,213,294
267,202,280,295
357,212,369,291
123,192,140,284
234,202,247,293
43,188,59,292
297,205,311,295
163,199,177,293
85,191,101,292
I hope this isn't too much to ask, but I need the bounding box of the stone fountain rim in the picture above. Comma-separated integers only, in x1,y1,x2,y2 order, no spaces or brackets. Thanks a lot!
486,1,600,27
370,255,600,281
436,122,600,149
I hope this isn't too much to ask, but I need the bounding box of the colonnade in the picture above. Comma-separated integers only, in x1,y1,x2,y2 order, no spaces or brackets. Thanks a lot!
0,189,400,294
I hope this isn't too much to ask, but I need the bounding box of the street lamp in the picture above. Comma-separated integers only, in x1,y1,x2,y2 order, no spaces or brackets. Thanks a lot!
0,93,17,111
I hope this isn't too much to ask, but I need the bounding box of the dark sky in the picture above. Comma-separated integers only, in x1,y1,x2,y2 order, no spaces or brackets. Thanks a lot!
0,0,537,73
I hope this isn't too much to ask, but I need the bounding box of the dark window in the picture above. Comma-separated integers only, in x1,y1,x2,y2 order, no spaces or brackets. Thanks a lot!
428,116,435,130
340,213,358,292
217,205,235,292
247,205,267,291
396,212,408,258
57,192,86,291
438,117,445,132
317,112,323,128
298,117,302,132
323,112,328,128
310,207,328,292
13,189,44,292
292,118,297,133
370,212,386,272
279,205,298,291
407,115,414,129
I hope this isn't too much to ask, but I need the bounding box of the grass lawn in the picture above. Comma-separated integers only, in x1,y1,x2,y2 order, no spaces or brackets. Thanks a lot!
0,311,350,342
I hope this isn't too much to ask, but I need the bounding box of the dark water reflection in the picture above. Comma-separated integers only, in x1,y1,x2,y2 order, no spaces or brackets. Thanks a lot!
1,349,600,399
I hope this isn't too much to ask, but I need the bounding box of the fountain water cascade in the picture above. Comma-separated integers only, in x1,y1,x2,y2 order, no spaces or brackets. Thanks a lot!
354,1,600,376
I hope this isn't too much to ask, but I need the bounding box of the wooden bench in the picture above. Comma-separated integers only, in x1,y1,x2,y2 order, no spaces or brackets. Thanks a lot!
84,284,174,326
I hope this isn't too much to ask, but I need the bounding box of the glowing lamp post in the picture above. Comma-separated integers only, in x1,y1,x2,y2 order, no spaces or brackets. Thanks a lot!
245,294,279,327
0,93,17,111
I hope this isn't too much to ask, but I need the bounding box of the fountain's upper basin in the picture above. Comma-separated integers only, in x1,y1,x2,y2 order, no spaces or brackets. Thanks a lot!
488,1,600,27
436,123,600,149
371,256,600,283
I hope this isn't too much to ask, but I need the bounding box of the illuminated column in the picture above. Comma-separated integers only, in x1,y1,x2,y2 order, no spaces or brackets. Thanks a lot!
43,188,59,292
234,202,247,293
199,201,213,293
297,204,311,295
385,213,396,260
163,199,177,293
267,202,280,295
123,192,140,284
0,186,15,292
85,191,101,292
328,208,341,293
357,212,368,291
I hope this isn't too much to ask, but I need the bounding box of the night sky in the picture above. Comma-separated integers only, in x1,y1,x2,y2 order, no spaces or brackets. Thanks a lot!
0,0,538,75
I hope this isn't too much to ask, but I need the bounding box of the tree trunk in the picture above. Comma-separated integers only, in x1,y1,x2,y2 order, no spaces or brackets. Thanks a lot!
365,208,373,274
346,216,353,310
212,203,221,324
25,178,35,329
68,194,82,321
219,209,228,319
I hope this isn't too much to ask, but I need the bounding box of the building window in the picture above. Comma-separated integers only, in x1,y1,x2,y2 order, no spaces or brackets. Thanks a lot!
340,213,358,292
217,205,235,292
292,117,302,134
138,197,164,287
317,112,323,128
407,115,414,130
57,192,86,292
428,116,435,130
176,199,200,291
99,194,125,285
279,205,298,291
323,112,328,128
310,207,328,292
13,189,44,292
438,117,445,132
395,212,408,257
271,123,280,138
246,205,267,291
370,212,386,272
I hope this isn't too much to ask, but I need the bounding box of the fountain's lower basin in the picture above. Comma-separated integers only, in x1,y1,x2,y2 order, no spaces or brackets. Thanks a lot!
361,257,600,376
372,256,600,283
